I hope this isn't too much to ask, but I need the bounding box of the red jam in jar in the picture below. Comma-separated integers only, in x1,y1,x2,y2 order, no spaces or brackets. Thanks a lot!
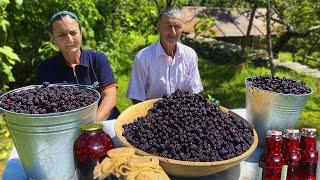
299,128,318,180
262,130,284,180
74,123,115,180
282,129,301,180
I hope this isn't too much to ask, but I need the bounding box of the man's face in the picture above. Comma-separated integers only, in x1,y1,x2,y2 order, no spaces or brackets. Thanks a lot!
157,16,183,46
51,16,82,54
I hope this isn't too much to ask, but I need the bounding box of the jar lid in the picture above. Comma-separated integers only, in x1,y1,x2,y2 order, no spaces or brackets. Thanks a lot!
301,128,317,137
267,130,282,136
302,128,316,133
283,129,300,138
283,129,300,134
80,123,103,132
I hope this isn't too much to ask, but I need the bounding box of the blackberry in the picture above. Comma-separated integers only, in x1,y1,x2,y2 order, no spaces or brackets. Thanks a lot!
122,90,254,162
0,82,99,114
246,75,311,95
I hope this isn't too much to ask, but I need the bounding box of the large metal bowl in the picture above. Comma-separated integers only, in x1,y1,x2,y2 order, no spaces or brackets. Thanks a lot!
115,98,258,177
0,84,100,180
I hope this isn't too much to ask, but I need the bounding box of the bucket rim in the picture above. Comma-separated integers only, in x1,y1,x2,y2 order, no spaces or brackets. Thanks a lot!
244,77,313,97
0,84,101,117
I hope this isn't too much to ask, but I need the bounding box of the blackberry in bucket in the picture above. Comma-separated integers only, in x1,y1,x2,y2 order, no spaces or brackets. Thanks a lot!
0,83,100,179
0,82,99,114
245,75,312,147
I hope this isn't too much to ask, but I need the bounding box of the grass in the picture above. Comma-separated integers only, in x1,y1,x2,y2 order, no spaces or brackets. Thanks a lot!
0,115,13,177
278,51,294,62
116,75,133,111
278,51,320,69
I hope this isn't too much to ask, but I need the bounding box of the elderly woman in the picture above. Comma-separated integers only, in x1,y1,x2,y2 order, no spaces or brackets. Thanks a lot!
37,11,119,121
127,7,203,104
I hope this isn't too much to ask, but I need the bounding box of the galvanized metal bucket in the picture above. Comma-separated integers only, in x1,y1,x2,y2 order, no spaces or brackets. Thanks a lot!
0,84,100,180
245,79,312,147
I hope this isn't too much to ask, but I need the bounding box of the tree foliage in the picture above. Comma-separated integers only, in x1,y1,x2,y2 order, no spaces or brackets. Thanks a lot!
0,0,160,92
236,0,320,57
271,0,320,56
0,0,20,94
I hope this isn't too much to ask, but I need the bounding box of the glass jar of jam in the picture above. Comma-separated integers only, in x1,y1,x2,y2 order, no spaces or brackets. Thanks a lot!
299,128,318,180
74,123,115,180
282,129,301,180
262,130,284,180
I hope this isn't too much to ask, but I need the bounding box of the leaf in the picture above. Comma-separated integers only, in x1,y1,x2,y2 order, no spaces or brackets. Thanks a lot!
15,0,23,7
2,63,15,82
4,130,10,138
0,151,9,160
1,19,10,32
0,46,21,63
17,36,32,48
0,0,9,6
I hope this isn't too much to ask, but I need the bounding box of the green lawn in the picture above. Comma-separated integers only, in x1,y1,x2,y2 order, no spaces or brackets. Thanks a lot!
278,51,294,62
116,75,133,111
0,115,12,176
278,51,320,69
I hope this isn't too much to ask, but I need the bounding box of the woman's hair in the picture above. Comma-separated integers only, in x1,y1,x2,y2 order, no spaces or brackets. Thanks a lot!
49,10,81,33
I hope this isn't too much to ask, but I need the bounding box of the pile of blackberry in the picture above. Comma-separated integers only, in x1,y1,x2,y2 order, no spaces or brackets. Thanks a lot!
0,82,99,114
246,75,311,95
122,90,254,162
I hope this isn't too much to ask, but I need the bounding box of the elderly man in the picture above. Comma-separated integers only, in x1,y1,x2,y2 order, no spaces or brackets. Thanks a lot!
127,7,203,104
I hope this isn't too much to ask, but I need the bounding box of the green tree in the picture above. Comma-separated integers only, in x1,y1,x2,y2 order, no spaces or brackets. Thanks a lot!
0,0,20,94
271,0,320,57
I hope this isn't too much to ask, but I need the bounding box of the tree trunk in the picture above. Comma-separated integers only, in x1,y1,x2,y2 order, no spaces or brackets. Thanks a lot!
266,0,276,76
246,2,258,48
241,2,258,57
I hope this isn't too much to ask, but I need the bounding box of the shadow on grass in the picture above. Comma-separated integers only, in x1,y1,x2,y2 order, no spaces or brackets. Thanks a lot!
199,58,238,87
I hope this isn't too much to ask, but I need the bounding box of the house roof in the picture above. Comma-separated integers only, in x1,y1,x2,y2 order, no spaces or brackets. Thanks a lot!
181,6,280,37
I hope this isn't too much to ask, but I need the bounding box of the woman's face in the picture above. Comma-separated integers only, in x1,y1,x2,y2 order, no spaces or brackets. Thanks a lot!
50,16,82,55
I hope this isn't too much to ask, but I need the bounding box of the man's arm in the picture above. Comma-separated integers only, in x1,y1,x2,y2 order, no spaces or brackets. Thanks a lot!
95,85,117,121
189,52,203,94
127,53,148,102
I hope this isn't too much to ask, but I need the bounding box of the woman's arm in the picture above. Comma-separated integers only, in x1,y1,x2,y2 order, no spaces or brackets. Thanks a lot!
95,85,117,121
